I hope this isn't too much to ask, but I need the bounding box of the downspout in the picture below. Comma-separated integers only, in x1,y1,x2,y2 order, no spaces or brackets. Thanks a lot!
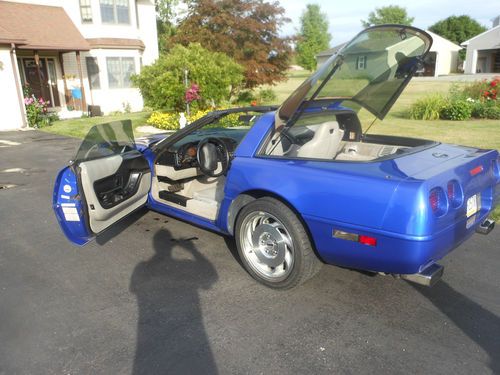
10,43,27,128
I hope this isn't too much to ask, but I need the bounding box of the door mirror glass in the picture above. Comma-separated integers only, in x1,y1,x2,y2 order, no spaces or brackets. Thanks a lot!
74,120,136,163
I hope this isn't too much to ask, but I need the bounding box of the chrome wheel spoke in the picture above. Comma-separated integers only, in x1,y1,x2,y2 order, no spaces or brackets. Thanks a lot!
239,211,295,282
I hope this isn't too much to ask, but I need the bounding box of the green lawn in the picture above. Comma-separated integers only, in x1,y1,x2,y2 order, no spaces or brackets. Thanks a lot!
43,111,151,139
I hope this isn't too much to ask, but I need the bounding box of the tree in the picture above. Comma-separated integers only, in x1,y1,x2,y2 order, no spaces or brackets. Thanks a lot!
155,0,178,53
296,4,331,71
361,5,414,27
172,0,292,88
429,15,486,45
131,43,244,111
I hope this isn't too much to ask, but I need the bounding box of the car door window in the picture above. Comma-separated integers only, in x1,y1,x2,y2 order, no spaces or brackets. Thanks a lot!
74,120,136,162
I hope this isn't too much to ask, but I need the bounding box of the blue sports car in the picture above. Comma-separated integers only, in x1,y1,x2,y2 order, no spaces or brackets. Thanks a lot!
53,25,499,289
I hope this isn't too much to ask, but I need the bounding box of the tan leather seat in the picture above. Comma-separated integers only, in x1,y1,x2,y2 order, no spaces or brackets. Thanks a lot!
297,121,344,159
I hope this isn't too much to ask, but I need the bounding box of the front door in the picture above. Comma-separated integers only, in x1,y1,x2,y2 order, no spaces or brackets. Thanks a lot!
22,58,60,107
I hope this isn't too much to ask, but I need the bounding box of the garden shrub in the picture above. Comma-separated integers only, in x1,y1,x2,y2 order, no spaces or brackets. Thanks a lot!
147,110,209,130
257,88,277,103
440,99,472,121
236,90,256,104
471,100,500,120
408,94,446,120
147,108,245,130
131,43,244,111
408,77,499,121
24,95,55,128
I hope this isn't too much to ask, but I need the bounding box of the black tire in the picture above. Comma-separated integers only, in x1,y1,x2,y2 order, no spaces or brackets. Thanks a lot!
234,197,322,289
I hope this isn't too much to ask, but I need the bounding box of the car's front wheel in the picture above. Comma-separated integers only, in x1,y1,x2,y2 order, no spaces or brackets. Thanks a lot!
235,197,322,289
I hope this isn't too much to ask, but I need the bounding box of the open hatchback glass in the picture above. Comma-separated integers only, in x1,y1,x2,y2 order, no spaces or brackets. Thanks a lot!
278,25,433,124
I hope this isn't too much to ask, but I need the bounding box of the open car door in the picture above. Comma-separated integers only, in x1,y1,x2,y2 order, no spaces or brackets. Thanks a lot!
53,120,151,245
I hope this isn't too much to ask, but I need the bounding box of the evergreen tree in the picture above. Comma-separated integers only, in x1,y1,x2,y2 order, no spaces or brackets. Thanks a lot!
296,4,331,71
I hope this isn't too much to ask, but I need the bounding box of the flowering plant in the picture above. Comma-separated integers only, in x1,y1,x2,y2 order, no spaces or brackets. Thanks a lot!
24,94,50,128
481,77,500,100
185,83,201,104
147,106,246,130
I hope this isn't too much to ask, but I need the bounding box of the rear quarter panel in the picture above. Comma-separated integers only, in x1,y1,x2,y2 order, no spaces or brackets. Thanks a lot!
223,114,500,274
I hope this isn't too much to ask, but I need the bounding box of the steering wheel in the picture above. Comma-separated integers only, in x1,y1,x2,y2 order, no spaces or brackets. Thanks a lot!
196,137,230,177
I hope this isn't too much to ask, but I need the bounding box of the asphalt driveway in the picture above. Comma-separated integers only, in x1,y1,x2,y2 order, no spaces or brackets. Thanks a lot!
0,130,499,374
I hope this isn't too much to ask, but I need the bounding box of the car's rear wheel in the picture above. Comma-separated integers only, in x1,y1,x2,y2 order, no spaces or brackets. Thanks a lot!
235,197,322,289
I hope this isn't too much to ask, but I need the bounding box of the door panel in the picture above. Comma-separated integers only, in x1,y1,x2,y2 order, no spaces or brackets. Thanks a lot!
53,120,152,246
79,151,151,234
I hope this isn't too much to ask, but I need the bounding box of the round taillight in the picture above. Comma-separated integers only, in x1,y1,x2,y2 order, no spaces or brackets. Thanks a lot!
447,180,463,208
429,187,447,216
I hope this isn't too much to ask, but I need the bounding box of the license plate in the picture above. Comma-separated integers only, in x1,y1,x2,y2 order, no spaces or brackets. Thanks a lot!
466,194,481,218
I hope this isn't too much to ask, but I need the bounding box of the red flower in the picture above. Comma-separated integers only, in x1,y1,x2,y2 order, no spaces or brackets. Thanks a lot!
185,83,201,104
250,100,257,106
491,80,498,87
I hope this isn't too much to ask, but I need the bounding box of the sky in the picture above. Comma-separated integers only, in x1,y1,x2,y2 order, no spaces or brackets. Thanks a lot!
278,0,499,46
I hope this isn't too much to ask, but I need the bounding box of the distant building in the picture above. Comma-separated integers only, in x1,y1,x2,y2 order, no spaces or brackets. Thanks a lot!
0,0,158,130
462,17,500,74
315,30,462,77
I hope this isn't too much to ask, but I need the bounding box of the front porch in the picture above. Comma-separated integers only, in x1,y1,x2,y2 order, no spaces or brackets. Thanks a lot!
0,1,92,128
16,51,89,119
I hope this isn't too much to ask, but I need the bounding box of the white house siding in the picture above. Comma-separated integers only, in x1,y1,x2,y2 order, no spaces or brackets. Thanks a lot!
0,47,26,130
426,31,462,76
463,26,500,74
65,49,145,114
137,0,159,65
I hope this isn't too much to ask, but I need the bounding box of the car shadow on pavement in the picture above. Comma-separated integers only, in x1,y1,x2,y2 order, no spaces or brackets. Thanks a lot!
413,281,500,373
130,228,219,375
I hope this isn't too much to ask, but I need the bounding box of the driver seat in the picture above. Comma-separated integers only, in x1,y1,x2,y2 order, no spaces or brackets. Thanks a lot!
297,121,344,159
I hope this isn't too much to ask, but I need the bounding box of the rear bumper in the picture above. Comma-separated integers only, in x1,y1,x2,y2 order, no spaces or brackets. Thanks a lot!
304,209,494,275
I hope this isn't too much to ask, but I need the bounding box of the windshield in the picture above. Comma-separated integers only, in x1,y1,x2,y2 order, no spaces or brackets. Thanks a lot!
278,25,432,122
74,120,136,162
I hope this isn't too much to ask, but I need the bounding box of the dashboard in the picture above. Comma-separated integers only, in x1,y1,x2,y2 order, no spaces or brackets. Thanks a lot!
156,129,247,171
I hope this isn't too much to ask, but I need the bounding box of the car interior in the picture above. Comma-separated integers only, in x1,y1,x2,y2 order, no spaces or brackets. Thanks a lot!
148,108,435,221
151,119,256,221
264,109,429,162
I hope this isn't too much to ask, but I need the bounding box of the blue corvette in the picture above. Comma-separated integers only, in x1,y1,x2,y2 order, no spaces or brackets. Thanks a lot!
53,25,499,289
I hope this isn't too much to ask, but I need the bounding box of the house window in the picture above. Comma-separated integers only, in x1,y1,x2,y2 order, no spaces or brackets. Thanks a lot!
106,57,135,88
100,0,130,24
356,56,367,70
79,0,93,23
86,57,101,90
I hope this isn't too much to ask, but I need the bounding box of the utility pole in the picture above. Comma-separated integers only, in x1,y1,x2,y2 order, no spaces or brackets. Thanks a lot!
184,68,190,116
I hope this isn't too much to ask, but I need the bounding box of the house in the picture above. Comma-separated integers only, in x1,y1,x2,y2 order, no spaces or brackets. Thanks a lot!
462,17,500,74
316,43,346,67
0,0,158,131
315,30,462,77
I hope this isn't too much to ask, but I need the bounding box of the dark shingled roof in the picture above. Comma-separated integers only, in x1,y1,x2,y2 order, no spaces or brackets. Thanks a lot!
0,1,90,50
